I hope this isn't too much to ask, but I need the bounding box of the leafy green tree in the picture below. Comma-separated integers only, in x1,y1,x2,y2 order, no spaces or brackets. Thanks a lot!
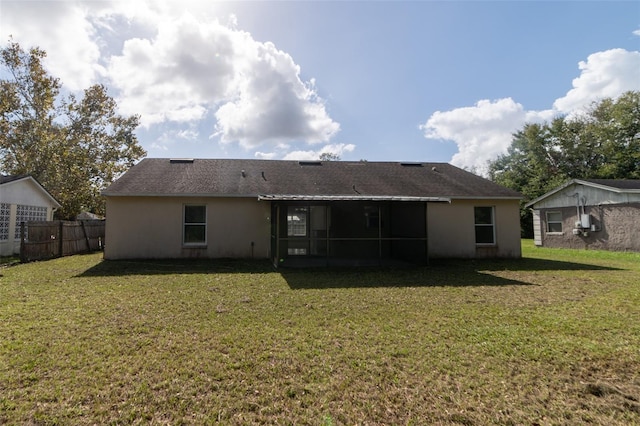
489,91,640,236
0,40,145,219
489,123,567,236
589,91,640,179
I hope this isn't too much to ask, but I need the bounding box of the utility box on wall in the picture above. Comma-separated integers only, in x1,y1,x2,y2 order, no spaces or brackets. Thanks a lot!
580,214,591,229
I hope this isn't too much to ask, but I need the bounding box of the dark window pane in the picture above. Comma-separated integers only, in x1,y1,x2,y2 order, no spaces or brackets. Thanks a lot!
474,207,493,225
185,205,206,223
548,222,563,233
184,225,206,243
547,212,562,222
475,226,494,244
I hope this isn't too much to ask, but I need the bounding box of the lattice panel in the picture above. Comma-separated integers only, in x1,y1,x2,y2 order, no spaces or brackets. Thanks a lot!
14,205,48,239
0,203,10,241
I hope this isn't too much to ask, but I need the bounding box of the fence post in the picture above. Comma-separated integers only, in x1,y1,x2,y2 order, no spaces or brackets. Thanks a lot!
81,220,91,252
58,220,64,257
20,221,26,263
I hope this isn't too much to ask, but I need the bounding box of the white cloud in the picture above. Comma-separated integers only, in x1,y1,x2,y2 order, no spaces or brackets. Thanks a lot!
282,143,356,161
107,10,339,147
150,142,169,151
213,43,340,148
1,0,339,152
421,99,552,173
176,129,199,140
633,29,640,37
553,49,640,114
150,126,200,151
0,1,104,91
254,152,276,160
421,48,640,173
108,13,240,125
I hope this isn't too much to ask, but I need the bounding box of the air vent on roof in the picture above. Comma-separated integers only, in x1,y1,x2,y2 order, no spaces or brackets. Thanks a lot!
169,158,194,164
299,161,322,166
400,162,423,167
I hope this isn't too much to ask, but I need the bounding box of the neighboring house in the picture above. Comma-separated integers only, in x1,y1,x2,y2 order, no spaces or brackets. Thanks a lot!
526,179,640,252
0,175,61,256
102,159,522,265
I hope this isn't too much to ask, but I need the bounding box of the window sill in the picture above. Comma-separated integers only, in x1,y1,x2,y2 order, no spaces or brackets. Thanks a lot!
182,244,207,249
545,232,564,236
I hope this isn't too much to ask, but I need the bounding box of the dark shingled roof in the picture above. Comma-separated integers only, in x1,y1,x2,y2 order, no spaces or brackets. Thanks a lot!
581,179,640,190
102,158,522,200
0,174,29,184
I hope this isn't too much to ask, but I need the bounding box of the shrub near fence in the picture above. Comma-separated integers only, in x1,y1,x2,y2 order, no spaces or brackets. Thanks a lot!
20,220,105,262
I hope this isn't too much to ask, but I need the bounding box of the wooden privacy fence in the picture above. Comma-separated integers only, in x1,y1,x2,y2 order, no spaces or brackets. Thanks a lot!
20,220,105,262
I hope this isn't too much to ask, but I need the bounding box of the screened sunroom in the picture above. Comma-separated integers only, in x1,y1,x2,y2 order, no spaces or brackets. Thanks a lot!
261,195,449,267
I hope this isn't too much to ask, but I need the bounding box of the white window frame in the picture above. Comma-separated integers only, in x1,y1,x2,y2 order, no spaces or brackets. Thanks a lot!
474,206,496,245
183,204,207,246
545,211,563,234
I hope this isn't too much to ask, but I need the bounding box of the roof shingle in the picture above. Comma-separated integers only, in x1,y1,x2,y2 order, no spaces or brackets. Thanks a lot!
102,158,522,199
581,179,640,190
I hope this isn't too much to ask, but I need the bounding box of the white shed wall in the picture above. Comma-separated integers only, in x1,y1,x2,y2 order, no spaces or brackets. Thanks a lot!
0,179,58,256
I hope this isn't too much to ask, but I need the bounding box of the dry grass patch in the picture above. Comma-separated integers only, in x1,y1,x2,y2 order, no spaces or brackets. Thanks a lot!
0,242,639,424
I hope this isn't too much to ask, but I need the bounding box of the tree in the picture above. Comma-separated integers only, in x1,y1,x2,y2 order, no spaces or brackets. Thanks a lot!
589,91,640,179
319,152,340,161
0,40,146,219
489,91,640,236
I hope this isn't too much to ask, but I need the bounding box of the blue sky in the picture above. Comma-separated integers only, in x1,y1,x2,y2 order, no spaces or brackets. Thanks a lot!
2,1,639,173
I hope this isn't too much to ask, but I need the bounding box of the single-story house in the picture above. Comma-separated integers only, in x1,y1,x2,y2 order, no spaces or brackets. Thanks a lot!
526,179,640,251
0,175,61,256
102,159,522,265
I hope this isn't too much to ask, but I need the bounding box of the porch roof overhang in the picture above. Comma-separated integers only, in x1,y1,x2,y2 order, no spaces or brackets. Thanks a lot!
258,194,451,202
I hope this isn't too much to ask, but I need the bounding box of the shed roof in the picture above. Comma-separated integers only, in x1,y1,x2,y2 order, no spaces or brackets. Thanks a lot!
102,158,522,200
580,179,640,190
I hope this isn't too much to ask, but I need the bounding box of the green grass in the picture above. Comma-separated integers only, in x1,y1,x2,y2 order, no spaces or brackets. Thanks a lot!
1,241,639,424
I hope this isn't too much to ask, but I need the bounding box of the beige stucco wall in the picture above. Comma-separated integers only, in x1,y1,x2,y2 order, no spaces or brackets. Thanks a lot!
428,199,522,258
104,196,271,260
105,196,521,260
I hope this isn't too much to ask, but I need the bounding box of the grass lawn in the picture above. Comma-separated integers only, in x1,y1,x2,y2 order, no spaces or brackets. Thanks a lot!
1,241,639,425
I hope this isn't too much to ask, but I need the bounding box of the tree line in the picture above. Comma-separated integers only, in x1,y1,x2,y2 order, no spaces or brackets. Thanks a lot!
488,91,640,236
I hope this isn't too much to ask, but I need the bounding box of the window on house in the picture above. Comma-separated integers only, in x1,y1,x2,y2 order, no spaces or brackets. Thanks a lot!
546,211,563,233
474,206,495,245
287,206,308,237
184,205,206,245
364,206,379,229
